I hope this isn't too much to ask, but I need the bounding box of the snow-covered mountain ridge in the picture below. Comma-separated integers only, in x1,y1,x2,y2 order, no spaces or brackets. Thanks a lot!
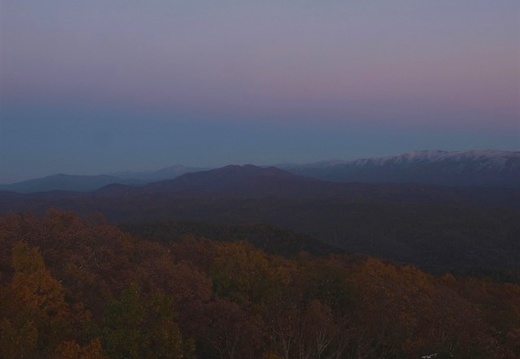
2,150,518,192
283,150,520,187
304,150,519,169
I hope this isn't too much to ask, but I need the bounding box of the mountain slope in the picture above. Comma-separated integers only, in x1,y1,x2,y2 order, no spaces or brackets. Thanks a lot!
5,149,517,193
111,165,207,182
1,164,519,278
283,150,520,187
1,165,206,193
0,174,135,193
144,164,321,196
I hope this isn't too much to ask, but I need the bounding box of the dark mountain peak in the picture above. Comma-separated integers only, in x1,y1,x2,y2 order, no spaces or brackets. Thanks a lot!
178,164,296,181
216,164,258,172
145,164,314,195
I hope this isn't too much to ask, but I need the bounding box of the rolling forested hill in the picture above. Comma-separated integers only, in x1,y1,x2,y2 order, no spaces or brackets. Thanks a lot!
1,210,519,358
1,165,519,280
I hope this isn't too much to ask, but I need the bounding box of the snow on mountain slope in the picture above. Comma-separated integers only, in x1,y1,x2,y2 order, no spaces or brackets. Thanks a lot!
283,150,520,187
307,150,518,168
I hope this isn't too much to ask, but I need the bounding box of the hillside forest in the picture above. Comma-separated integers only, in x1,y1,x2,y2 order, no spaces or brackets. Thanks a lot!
1,209,519,359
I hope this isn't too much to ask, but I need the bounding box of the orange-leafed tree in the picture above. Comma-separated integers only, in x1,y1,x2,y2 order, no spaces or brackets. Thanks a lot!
1,241,72,358
52,338,108,359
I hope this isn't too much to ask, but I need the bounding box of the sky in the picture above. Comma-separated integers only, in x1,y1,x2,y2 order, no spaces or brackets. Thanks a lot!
1,0,519,184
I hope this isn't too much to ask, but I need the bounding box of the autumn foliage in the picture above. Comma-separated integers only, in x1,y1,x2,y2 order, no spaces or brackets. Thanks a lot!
1,209,519,358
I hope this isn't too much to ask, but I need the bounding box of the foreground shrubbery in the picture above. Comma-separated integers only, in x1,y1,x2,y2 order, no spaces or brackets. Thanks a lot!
1,209,519,358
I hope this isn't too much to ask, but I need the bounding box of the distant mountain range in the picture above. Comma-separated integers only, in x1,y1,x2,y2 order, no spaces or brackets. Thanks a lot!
0,174,134,193
1,160,519,279
0,165,205,193
282,150,520,187
1,150,518,193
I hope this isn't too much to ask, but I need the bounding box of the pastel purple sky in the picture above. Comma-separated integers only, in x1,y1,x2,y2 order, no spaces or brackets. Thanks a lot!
1,0,519,183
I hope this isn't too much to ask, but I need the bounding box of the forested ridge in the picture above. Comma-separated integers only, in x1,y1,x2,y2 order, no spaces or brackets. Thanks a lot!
2,165,519,284
1,209,519,358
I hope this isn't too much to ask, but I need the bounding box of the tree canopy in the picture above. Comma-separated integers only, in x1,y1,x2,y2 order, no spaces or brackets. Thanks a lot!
1,209,519,358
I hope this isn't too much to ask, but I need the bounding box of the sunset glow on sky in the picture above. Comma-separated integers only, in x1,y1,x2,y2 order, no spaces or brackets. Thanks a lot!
1,0,519,183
